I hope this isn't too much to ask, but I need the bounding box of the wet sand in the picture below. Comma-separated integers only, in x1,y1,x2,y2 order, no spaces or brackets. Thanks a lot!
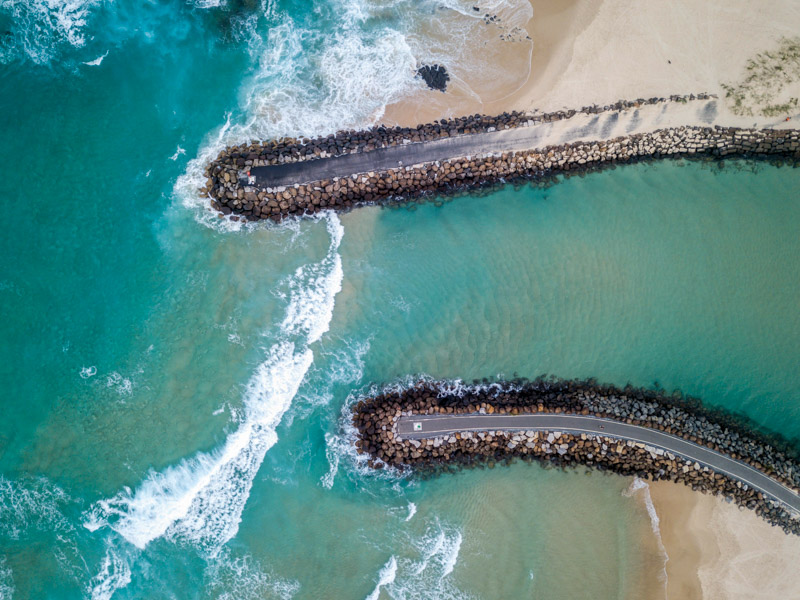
649,481,800,599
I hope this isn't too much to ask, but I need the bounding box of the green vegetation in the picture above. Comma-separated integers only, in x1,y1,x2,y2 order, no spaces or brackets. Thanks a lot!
722,37,800,117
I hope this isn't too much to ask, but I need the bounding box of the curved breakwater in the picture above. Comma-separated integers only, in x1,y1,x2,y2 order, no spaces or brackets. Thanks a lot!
351,379,800,536
201,95,800,222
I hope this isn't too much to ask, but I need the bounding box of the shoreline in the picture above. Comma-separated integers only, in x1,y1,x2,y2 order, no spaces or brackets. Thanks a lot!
200,3,800,595
383,0,800,131
649,480,800,599
508,0,800,124
414,4,800,597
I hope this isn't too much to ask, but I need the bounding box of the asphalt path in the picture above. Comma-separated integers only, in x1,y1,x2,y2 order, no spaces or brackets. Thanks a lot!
244,99,738,188
397,413,800,514
247,120,561,187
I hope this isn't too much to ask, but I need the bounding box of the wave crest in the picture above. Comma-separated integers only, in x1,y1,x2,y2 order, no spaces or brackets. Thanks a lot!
85,213,344,556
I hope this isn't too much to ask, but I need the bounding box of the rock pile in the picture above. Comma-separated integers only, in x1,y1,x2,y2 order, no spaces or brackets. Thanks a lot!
351,378,800,536
202,94,713,193
205,123,800,221
417,64,450,91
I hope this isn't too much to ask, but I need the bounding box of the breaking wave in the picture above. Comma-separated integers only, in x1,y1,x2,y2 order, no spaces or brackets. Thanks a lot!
0,0,102,64
85,213,344,556
365,555,397,600
405,502,417,522
371,521,469,600
624,477,669,593
176,0,533,229
175,3,418,229
204,548,300,600
88,544,131,600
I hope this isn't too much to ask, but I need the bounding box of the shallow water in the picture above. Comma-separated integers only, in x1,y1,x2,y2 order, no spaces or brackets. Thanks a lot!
1,0,799,598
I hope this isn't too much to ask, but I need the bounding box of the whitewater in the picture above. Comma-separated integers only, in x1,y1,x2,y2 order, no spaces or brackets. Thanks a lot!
4,0,800,598
83,213,343,595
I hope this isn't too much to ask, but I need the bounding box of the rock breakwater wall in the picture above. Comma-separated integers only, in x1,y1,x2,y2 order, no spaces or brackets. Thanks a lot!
205,121,800,222
351,378,800,535
209,94,715,170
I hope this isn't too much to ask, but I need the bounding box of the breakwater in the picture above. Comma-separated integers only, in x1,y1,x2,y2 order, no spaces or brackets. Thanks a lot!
201,96,800,222
351,378,800,535
209,95,714,170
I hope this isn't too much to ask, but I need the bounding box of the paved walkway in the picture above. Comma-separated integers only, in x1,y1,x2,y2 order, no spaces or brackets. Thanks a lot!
249,99,724,187
397,413,800,514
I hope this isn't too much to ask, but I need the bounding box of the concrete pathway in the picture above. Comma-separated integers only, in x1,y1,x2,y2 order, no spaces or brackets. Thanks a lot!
247,98,789,188
397,413,800,514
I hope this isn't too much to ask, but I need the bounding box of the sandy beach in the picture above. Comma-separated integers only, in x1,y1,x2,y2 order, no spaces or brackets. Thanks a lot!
513,0,800,119
387,0,800,129
647,481,800,599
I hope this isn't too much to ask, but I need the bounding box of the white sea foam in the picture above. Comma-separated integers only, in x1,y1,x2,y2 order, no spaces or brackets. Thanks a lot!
191,0,225,8
85,213,344,555
175,1,420,230
320,368,415,490
323,337,371,395
83,50,107,66
0,0,102,64
412,526,462,579
280,217,343,344
320,430,352,490
293,335,371,432
0,476,84,582
0,556,13,600
308,335,371,489
365,555,397,600
0,476,74,540
88,545,131,600
105,371,132,396
624,477,669,591
80,366,97,379
405,502,417,522
377,521,467,600
176,0,529,228
169,146,186,161
205,549,300,600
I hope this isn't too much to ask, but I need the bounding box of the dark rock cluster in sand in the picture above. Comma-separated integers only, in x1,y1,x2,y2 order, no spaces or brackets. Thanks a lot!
416,64,450,92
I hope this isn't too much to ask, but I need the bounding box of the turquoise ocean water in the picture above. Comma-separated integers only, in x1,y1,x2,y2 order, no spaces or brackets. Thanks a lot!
1,1,799,598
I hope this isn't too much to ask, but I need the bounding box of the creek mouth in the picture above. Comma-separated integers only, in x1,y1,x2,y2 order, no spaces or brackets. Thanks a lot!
351,377,800,536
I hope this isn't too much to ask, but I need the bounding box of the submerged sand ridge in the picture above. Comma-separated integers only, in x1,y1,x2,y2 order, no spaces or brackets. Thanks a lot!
202,96,800,222
351,378,800,537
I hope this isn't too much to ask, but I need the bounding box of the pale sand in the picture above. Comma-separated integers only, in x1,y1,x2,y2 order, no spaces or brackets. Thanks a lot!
385,0,800,129
648,481,800,599
514,0,800,125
